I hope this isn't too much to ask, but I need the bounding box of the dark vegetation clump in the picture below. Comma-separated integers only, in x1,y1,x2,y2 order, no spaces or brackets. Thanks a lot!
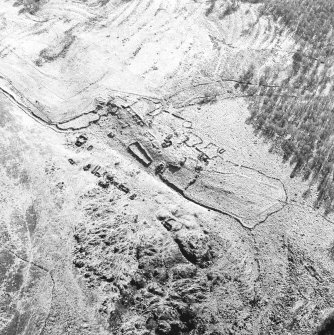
328,242,334,261
219,1,239,18
14,0,41,14
205,0,218,16
238,0,334,214
241,0,334,58
315,312,334,335
199,92,218,105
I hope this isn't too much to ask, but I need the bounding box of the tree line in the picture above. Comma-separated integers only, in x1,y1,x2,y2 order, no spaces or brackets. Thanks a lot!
238,0,334,213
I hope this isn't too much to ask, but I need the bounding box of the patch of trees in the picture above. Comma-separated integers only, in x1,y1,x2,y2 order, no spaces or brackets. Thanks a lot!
13,0,41,14
316,312,334,335
219,0,239,18
205,0,218,16
237,0,334,214
241,0,334,58
241,64,334,213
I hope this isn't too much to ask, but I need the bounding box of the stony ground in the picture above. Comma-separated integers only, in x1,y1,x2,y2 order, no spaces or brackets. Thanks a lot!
1,1,334,334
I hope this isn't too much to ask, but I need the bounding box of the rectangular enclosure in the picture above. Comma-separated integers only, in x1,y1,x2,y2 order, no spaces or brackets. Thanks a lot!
127,142,153,167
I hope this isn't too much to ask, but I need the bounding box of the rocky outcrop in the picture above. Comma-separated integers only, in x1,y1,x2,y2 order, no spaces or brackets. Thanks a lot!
73,192,224,334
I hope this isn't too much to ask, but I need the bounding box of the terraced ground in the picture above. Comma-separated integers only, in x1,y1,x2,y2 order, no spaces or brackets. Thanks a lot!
0,0,295,124
1,0,334,334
